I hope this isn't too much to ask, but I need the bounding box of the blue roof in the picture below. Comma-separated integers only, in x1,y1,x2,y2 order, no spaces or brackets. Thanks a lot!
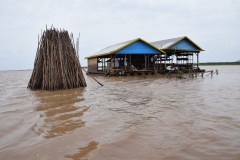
114,40,160,54
151,36,204,51
170,38,200,50
85,38,165,59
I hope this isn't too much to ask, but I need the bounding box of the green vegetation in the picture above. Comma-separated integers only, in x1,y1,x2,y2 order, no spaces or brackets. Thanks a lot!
199,62,240,65
176,70,182,74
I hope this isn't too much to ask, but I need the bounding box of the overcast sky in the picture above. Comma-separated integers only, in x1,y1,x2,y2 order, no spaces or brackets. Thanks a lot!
0,0,239,70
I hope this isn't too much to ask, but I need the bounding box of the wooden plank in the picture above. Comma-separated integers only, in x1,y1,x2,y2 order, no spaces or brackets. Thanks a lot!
177,58,189,61
176,53,193,56
88,58,98,73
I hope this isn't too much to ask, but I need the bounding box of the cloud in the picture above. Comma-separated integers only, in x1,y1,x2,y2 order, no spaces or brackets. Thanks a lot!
13,51,20,58
0,0,240,69
0,53,7,59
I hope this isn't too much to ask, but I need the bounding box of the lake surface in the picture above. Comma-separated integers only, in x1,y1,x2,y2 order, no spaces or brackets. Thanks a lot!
0,66,240,160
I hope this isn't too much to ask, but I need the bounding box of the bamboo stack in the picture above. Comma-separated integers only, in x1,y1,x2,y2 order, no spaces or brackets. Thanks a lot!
28,27,87,91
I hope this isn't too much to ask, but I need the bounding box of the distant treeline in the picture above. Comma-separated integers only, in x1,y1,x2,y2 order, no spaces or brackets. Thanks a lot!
199,62,240,65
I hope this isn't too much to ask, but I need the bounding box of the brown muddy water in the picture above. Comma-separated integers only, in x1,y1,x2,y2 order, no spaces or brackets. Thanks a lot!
0,66,240,160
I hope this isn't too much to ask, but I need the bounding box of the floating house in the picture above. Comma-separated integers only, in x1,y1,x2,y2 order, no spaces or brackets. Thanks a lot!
151,36,204,69
85,38,165,75
85,36,204,75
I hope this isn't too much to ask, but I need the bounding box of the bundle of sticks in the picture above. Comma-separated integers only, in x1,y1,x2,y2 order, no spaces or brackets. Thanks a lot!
28,27,87,91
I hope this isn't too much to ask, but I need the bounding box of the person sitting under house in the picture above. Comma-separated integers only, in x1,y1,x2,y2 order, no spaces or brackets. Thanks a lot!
131,65,138,71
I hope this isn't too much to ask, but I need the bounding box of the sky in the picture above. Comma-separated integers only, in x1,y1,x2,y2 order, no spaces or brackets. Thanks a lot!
0,0,239,70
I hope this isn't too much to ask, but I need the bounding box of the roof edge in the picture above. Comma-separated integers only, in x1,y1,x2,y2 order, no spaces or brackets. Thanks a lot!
85,38,138,59
109,38,140,55
138,38,166,54
164,48,204,52
85,38,166,59
166,36,204,51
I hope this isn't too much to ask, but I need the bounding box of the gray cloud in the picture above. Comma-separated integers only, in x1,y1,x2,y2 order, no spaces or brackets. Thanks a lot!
0,0,239,70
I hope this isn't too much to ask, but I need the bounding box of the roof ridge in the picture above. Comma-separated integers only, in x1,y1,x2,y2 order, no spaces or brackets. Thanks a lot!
99,38,137,51
150,36,203,51
151,36,184,43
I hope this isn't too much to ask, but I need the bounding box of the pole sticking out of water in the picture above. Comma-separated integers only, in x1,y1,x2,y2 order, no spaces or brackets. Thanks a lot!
82,68,104,86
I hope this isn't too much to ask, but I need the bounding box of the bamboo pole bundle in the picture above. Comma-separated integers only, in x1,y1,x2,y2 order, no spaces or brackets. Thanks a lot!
28,27,87,91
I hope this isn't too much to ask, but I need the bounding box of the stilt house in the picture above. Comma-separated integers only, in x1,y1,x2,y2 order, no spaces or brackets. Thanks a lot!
85,36,204,75
151,36,204,69
85,38,165,74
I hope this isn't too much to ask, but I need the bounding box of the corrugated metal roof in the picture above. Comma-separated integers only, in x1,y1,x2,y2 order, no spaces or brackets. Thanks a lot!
85,38,165,59
151,36,204,51
151,37,183,49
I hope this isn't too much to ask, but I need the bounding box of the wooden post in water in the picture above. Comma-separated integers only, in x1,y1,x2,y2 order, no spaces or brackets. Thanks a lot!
125,54,126,70
129,54,131,68
197,53,199,67
82,68,103,86
145,54,146,70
